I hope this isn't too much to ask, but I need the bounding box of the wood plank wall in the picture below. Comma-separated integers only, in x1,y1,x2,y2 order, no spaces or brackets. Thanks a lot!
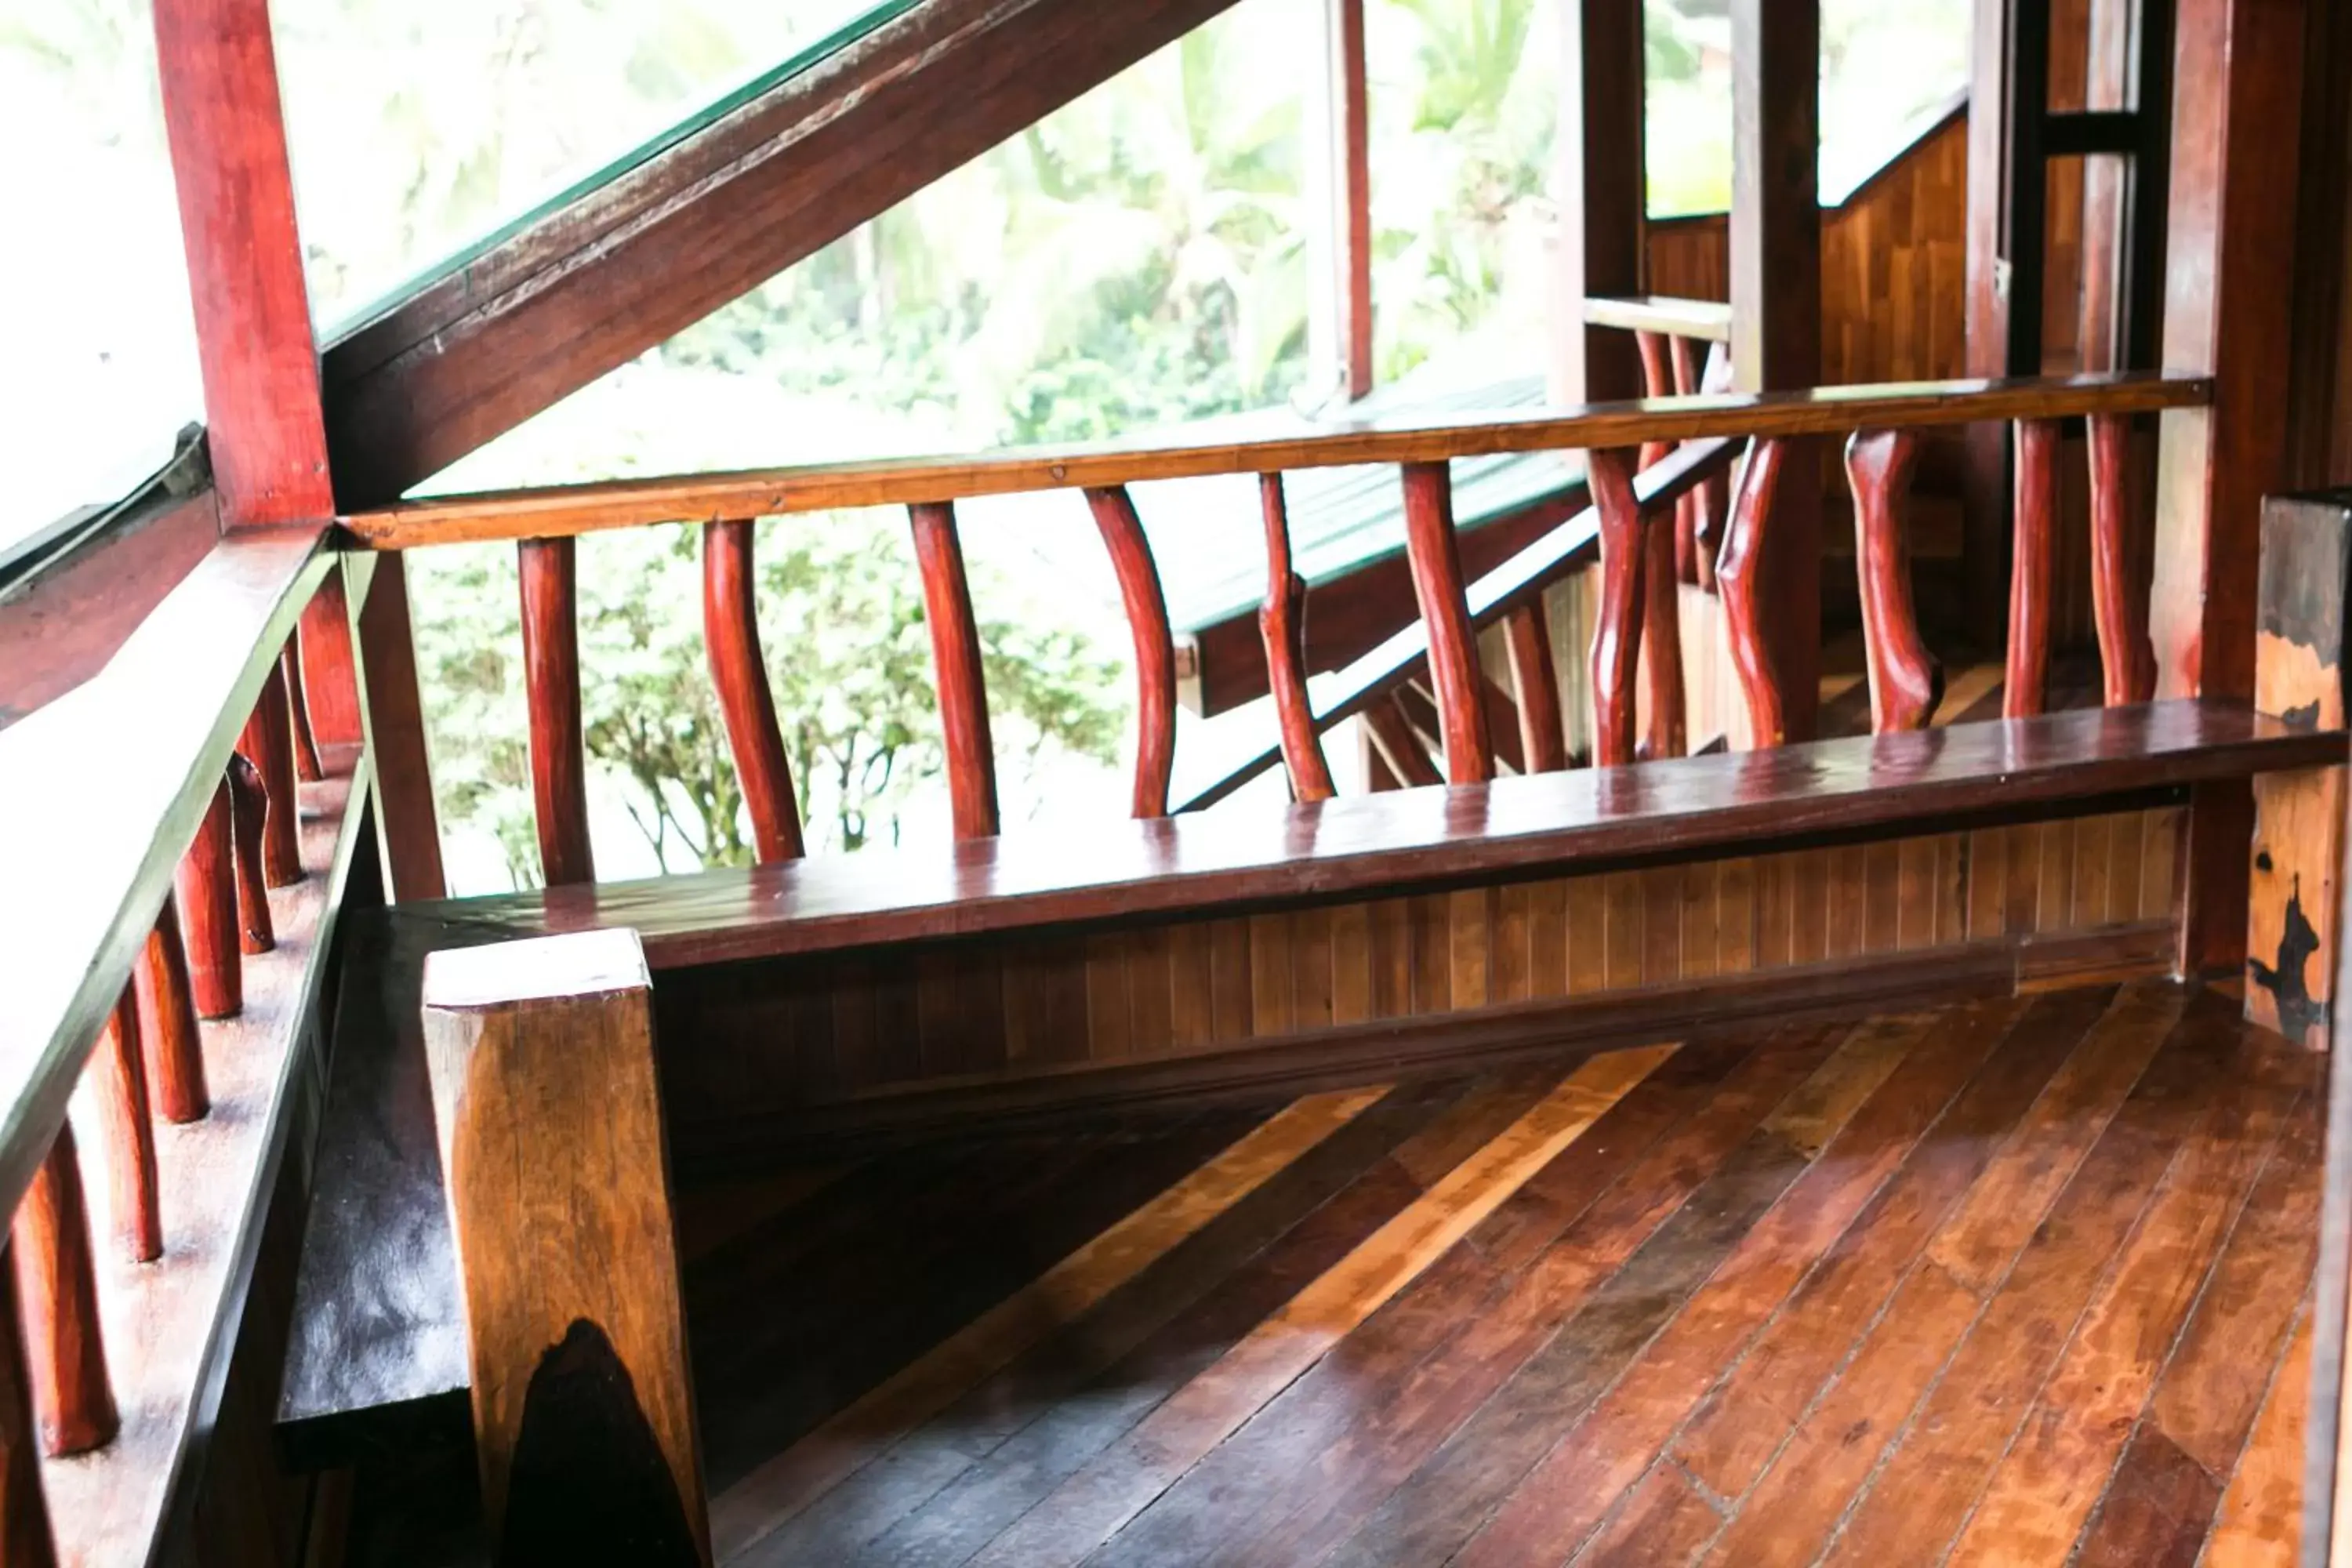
653,804,2182,1159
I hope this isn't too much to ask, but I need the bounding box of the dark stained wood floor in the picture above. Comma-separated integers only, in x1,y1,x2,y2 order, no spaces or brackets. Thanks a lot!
658,978,2320,1567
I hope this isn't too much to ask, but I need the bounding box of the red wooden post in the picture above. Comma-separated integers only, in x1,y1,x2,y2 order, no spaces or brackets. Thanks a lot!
1397,463,1494,785
1257,475,1337,802
701,520,805,863
908,503,1001,840
1639,510,1686,760
12,1127,116,1457
1846,429,1943,732
1552,0,1646,405
228,754,276,955
355,554,448,901
0,1246,57,1565
1504,607,1570,774
1588,447,1646,767
239,657,303,887
93,989,162,1265
134,898,209,1123
2087,411,2156,706
175,778,241,1018
283,641,324,782
297,570,367,749
1670,334,1705,583
518,537,595,886
1715,437,1793,748
1084,487,1179,819
2005,417,2060,720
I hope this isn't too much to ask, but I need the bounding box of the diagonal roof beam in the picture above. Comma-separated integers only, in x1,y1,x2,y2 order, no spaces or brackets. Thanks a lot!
321,0,1247,507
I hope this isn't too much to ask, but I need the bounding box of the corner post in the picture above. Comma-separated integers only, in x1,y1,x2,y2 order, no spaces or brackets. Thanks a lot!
419,930,708,1564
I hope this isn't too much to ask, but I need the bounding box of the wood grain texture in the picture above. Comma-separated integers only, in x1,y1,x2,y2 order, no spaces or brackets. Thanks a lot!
1846,428,1942,731
1588,448,1646,767
1583,296,1734,342
133,897,208,1123
227,754,274,955
701,519,805,864
908,503,1000,840
1258,475,1336,801
2089,410,2157,706
1717,437,1792,746
518,535,595,886
238,657,303,887
1398,463,1494,784
1503,605,1567,774
1085,486,1178,818
1554,0,1645,404
12,1127,114,1456
93,987,162,1265
295,568,365,747
419,929,708,1563
175,779,241,1020
1639,499,1687,760
343,374,2212,550
2009,417,2062,719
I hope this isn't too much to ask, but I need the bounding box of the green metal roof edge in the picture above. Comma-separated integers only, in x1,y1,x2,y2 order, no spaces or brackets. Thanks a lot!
321,0,925,348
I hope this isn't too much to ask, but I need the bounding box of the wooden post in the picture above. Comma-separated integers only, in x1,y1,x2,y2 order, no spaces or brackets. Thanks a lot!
135,897,209,1122
1846,430,1942,732
908,503,1001,840
1588,448,1646,767
93,989,162,1265
519,537,595,887
174,779,241,1018
1398,463,1494,785
419,930,707,1565
701,520,805,863
1258,476,1337,802
1306,0,1373,401
240,656,304,887
0,1247,56,1566
227,754,275,955
1552,0,1645,405
11,1127,115,1457
1084,487,1179,818
354,554,448,901
2245,492,2350,1051
1729,0,1823,742
2151,0,2307,975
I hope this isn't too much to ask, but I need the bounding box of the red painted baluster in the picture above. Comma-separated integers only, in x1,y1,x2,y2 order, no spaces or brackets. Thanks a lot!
908,502,1000,840
518,536,595,884
1846,429,1944,732
2087,411,2156,705
1639,510,1686,761
1363,695,1444,788
134,898,209,1123
1692,341,1735,591
1669,335,1704,584
0,1243,58,1565
12,1127,116,1456
1503,607,1569,774
239,657,303,887
1257,475,1336,802
282,641,324,782
1084,486,1178,819
1397,462,1494,785
1715,437,1792,749
702,519,806,863
227,753,275,954
93,989,162,1265
1587,447,1646,768
174,779,241,1018
2006,418,2060,719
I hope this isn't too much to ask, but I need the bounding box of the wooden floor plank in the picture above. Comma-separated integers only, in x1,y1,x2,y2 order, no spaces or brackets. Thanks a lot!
958,1047,1675,1568
1574,1460,1726,1566
2200,1305,2313,1568
1439,1000,2025,1568
2068,1425,2224,1567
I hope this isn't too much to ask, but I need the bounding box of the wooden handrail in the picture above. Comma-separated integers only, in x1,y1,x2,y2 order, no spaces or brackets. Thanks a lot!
343,373,2209,549
1584,294,1735,343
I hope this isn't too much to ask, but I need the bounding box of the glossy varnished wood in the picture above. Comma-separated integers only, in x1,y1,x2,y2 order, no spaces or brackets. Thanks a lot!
355,550,449,900
133,897,207,1122
1502,607,1567,775
227,753,275,954
1846,429,1941,732
1085,486,1178,818
12,1128,114,1456
93,987,162,1264
176,779,240,1019
518,535,595,885
2089,410,2156,706
702,519,806,864
908,502,1000,840
1588,448,1645,768
2009,417,2061,720
0,1245,55,1566
1256,476,1334,801
342,374,2212,549
1717,437,1791,747
238,656,303,887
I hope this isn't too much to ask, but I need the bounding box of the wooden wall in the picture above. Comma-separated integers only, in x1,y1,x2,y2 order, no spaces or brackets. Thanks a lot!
654,803,2182,1160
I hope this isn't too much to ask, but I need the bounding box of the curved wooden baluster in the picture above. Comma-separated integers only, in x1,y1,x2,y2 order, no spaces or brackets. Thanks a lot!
2006,418,2060,719
1257,475,1335,802
1587,447,1646,768
174,779,241,1019
1692,342,1735,590
239,657,303,887
1503,607,1569,774
0,1243,59,1564
12,1127,116,1456
94,988,161,1264
1715,437,1792,748
1084,486,1178,818
1633,331,1674,474
227,753,275,955
135,897,209,1123
908,502,1000,840
1670,335,1704,585
283,641,323,782
1639,510,1686,760
518,536,595,884
1397,463,1494,785
1846,429,1944,732
2087,412,2155,705
1363,695,1444,788
701,519,806,863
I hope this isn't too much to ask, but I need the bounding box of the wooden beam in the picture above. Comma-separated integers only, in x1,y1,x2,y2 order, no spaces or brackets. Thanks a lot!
419,930,707,1563
1552,0,1646,404
321,0,1251,505
151,0,332,525
1730,0,1823,741
2151,0,2307,974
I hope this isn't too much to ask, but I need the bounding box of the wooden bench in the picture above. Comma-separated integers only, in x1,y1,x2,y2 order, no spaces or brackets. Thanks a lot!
274,699,2339,1475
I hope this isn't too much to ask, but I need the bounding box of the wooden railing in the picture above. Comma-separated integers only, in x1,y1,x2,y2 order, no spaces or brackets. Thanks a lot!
0,521,369,1562
343,372,2207,882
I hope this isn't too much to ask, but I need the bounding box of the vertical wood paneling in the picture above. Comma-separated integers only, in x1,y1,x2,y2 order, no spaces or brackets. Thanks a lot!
1170,921,1216,1050
1290,909,1335,1033
1330,905,1374,1025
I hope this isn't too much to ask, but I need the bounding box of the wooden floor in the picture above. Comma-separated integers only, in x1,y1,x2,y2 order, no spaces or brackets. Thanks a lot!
346,978,2323,1566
